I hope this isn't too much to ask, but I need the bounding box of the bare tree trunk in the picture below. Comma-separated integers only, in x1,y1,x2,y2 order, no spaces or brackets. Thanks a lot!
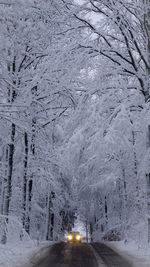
121,163,127,206
25,117,36,234
46,194,50,240
1,124,15,244
132,131,139,201
0,147,8,244
4,123,15,216
25,179,33,234
104,196,108,226
49,213,54,240
85,220,89,243
121,161,128,240
117,178,123,222
22,132,28,228
90,222,93,242
3,52,17,219
24,84,37,235
0,147,8,215
132,131,138,176
46,192,55,240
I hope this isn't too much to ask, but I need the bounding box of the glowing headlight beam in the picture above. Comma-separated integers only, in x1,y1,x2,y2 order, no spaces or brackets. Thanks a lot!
68,235,73,240
76,235,81,240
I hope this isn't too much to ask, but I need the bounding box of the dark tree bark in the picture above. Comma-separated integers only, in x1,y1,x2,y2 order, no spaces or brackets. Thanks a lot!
46,192,55,240
3,52,16,220
25,85,37,234
104,196,108,225
46,194,51,240
1,123,15,244
25,179,33,234
22,132,28,228
4,123,15,216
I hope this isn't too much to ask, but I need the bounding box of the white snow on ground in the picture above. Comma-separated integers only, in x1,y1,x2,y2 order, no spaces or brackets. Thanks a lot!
105,240,150,267
0,241,54,267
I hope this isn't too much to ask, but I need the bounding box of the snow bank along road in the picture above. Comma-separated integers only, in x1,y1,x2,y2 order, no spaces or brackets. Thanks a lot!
29,242,132,267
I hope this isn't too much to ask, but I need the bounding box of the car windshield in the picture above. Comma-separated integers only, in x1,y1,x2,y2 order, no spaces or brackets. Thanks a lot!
69,232,80,235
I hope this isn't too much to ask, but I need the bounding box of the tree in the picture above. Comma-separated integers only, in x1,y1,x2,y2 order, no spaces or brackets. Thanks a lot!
65,0,150,101
0,0,88,242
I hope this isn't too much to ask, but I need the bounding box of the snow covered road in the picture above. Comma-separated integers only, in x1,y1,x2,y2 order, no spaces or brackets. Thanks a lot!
29,242,132,267
1,241,148,267
30,242,98,267
91,243,132,267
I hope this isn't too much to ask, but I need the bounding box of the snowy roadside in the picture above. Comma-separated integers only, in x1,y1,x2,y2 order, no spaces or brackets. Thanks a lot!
0,241,54,267
104,240,150,267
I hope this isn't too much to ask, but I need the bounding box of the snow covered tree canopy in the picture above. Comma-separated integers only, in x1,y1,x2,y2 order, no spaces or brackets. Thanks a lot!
0,0,87,242
0,0,150,245
59,0,150,243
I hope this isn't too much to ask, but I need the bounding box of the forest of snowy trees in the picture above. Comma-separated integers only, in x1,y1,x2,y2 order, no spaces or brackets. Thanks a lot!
0,0,150,245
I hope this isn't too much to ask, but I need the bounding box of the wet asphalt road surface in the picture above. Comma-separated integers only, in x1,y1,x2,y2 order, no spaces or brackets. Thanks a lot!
91,243,132,267
31,242,132,267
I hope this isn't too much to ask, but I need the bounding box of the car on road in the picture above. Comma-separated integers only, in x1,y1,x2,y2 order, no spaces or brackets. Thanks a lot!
67,231,82,243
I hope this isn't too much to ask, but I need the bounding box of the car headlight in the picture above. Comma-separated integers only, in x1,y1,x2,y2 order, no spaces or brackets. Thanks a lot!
76,235,81,240
67,235,73,240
